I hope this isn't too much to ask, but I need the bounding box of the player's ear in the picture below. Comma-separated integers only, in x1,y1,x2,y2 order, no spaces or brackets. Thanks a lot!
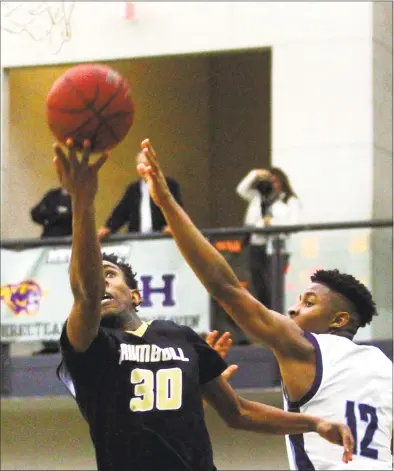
330,311,350,329
131,289,141,308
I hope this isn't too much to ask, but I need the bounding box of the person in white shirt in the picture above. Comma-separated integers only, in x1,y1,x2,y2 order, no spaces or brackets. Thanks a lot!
236,167,301,311
98,152,182,241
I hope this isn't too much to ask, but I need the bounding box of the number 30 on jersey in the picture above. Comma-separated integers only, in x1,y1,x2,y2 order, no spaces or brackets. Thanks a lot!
130,367,183,412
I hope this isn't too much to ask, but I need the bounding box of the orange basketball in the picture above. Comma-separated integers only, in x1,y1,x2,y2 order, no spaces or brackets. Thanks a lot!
46,64,135,153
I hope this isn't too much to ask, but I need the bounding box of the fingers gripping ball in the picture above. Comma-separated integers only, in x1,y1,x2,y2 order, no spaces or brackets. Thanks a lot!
47,64,134,153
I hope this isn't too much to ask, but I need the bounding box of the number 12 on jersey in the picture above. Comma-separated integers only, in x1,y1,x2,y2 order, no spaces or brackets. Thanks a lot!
130,367,183,412
345,401,378,459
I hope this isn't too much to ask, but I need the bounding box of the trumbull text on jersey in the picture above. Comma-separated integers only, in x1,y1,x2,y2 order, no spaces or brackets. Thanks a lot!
119,343,190,364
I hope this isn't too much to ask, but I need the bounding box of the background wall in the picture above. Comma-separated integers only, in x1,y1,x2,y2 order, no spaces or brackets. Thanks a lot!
1,2,392,341
1,391,289,471
370,2,393,339
2,50,271,239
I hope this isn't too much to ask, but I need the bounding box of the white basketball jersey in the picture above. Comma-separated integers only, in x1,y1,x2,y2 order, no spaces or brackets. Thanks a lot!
283,332,393,470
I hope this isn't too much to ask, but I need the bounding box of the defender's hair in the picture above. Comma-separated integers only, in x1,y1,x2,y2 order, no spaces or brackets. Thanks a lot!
311,269,377,328
102,253,138,290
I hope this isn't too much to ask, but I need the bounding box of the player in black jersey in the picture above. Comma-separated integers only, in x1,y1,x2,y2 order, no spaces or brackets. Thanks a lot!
53,139,354,471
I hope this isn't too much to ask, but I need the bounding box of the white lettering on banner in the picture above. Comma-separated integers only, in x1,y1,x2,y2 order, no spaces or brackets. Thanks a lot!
46,248,72,264
1,322,63,340
46,245,130,265
1,239,210,342
119,344,190,365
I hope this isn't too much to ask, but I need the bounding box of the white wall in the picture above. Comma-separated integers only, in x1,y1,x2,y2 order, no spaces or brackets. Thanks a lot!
370,2,393,339
0,2,375,224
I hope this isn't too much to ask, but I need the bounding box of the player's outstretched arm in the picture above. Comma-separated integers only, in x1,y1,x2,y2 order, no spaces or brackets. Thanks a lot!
201,377,354,464
54,139,109,352
138,139,312,360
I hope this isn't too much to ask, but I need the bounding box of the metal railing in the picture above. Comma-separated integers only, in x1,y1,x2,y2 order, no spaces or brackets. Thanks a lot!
1,218,392,249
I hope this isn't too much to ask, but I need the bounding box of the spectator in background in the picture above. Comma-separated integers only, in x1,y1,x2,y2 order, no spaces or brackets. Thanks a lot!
97,151,182,241
31,187,72,238
30,186,72,354
236,167,301,311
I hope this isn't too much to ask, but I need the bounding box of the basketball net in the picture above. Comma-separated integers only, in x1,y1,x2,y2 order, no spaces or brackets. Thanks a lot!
1,1,75,54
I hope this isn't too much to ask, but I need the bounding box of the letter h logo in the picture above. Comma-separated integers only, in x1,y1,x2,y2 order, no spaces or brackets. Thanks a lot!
140,275,176,307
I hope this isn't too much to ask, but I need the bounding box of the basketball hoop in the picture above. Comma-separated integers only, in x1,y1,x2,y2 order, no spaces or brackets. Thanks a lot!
1,1,75,54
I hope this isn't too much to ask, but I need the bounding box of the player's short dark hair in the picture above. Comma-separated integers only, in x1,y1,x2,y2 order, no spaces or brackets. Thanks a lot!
311,269,377,328
102,252,138,290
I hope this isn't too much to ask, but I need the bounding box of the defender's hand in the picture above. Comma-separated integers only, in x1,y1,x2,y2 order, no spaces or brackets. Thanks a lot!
53,139,108,205
97,226,111,241
205,331,232,360
205,331,238,382
316,420,354,464
138,139,172,207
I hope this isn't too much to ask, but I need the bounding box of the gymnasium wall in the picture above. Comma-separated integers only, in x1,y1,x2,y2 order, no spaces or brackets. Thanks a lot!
3,56,212,239
2,50,271,239
1,3,392,337
1,2,379,225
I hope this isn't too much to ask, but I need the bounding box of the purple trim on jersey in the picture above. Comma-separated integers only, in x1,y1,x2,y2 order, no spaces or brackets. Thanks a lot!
287,405,316,471
283,332,322,470
287,331,323,409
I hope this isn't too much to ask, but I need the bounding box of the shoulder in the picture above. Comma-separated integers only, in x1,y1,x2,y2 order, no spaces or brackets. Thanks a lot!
150,320,207,345
151,319,191,338
126,180,140,191
60,322,119,360
47,188,61,197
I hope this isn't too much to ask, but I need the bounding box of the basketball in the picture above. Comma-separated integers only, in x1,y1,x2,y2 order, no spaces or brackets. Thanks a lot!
46,64,134,153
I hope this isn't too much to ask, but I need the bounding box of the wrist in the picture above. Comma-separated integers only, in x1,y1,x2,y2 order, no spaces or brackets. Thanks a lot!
308,417,321,433
72,199,95,217
158,191,174,208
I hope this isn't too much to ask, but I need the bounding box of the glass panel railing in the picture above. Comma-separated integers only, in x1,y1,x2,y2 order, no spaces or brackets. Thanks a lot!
284,226,393,343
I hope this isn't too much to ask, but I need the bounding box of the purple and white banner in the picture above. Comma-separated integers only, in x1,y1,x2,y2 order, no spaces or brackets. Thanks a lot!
0,239,211,342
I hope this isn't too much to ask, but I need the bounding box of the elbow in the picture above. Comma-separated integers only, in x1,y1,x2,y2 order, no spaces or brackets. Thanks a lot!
225,406,254,431
223,409,244,430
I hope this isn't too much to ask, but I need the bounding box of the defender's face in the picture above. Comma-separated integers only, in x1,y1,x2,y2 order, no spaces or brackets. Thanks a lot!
101,262,138,317
287,283,336,333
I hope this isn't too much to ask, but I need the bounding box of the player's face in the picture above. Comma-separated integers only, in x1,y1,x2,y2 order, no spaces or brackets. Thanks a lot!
101,261,139,317
287,283,338,333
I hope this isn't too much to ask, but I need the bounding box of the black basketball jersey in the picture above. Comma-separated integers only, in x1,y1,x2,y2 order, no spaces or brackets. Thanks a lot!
57,319,227,471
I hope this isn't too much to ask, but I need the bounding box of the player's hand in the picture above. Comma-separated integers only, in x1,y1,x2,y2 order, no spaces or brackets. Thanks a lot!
53,139,109,205
316,420,354,464
162,225,173,235
138,139,172,207
221,364,239,381
205,331,232,359
97,226,111,241
205,331,239,382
